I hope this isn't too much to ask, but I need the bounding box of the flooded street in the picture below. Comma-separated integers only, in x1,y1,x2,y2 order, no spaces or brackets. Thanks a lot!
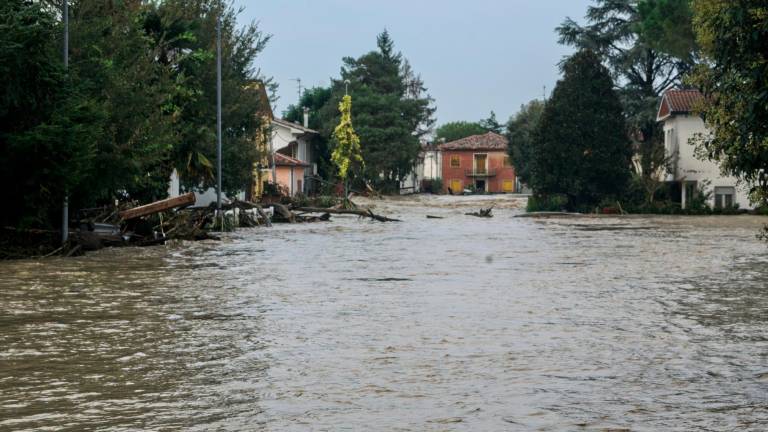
2,195,768,431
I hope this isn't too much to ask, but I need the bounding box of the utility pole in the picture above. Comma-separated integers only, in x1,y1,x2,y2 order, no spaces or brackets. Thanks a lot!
216,15,222,219
62,0,69,244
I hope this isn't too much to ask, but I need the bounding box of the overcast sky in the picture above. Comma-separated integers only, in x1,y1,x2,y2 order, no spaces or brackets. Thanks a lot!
234,0,593,126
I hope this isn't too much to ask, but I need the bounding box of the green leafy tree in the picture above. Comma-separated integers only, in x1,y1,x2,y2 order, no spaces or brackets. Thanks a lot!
531,50,632,209
637,0,698,63
331,95,364,188
688,1,768,205
506,100,545,187
0,0,102,227
558,0,695,203
479,111,504,134
434,121,487,143
319,30,435,192
144,0,272,195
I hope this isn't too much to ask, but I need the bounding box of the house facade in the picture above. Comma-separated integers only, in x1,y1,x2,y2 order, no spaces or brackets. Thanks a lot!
439,132,516,194
657,89,754,209
273,153,309,196
269,117,318,196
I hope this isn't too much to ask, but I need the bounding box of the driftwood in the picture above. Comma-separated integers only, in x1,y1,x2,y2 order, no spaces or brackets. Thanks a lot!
466,206,494,218
119,192,196,220
426,215,444,219
271,203,296,223
294,207,400,222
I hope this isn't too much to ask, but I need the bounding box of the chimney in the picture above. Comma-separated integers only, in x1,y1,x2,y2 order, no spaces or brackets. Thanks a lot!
303,107,309,128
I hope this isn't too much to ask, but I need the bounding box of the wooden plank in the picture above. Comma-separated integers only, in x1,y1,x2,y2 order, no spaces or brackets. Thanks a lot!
119,193,196,220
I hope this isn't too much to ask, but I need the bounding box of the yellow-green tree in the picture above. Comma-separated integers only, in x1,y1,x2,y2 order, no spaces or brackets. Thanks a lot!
331,95,364,189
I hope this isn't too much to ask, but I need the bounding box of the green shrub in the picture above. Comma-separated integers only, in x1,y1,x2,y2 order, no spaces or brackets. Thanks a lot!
527,194,569,212
421,178,443,194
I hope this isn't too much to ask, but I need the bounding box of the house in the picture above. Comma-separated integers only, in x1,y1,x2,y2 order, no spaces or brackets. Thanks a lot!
272,153,309,196
269,115,318,196
439,132,516,194
657,89,754,209
400,141,442,194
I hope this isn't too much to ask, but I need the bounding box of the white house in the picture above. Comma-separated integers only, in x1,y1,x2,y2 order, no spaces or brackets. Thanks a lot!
657,89,754,210
402,141,442,194
270,114,318,195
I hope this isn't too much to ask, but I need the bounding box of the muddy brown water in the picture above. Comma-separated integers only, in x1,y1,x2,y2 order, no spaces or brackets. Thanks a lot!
1,195,768,431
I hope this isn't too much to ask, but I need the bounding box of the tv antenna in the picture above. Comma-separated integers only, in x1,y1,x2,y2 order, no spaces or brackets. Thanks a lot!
290,78,303,103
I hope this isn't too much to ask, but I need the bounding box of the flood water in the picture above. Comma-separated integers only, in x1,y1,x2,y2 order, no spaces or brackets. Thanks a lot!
1,195,768,431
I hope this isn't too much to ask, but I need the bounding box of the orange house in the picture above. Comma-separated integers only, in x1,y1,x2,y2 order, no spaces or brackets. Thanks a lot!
439,132,516,194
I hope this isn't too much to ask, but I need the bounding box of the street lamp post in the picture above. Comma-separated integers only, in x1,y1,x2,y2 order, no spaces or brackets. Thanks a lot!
62,0,69,244
216,16,222,220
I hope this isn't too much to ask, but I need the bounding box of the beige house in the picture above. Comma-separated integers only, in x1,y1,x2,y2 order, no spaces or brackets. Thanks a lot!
657,89,754,210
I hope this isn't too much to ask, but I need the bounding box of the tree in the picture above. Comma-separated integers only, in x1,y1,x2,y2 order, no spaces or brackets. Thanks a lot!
479,111,504,134
0,0,101,228
506,100,545,187
558,0,695,203
331,95,364,195
319,30,435,192
637,0,698,63
434,121,487,143
531,50,632,209
688,1,768,205
143,0,272,195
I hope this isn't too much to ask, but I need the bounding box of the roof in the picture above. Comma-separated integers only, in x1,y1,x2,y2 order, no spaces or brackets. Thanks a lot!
438,132,508,151
657,89,703,121
273,153,309,167
272,118,318,135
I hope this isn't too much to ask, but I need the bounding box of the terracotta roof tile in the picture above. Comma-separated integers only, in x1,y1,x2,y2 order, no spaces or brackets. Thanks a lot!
658,89,703,120
438,132,508,151
273,153,309,167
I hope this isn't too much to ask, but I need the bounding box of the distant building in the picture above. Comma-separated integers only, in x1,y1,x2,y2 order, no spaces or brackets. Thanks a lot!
273,153,310,196
657,89,754,209
439,132,516,194
269,117,318,196
401,141,442,194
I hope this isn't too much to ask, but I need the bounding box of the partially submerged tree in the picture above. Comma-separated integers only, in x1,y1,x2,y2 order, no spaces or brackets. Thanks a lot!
531,50,632,209
688,1,768,205
319,30,435,192
331,94,364,196
506,100,545,188
558,0,695,204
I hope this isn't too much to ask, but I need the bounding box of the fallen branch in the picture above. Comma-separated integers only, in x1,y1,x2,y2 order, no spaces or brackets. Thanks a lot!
426,215,444,219
466,206,494,218
294,206,400,222
119,192,196,220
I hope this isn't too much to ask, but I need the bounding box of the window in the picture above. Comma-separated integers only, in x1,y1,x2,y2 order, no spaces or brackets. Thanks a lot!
714,186,735,209
450,155,460,168
503,156,512,167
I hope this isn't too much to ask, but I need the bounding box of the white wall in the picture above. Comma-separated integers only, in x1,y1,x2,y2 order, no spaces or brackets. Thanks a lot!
664,115,754,209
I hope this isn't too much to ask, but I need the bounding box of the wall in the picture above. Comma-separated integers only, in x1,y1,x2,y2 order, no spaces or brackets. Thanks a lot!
664,115,754,209
441,150,516,193
274,166,301,196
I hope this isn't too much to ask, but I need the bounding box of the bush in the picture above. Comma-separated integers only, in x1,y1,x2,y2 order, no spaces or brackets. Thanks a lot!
421,178,443,194
313,195,339,208
527,194,569,212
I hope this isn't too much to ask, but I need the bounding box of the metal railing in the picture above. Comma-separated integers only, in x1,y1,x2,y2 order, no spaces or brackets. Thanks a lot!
465,169,497,177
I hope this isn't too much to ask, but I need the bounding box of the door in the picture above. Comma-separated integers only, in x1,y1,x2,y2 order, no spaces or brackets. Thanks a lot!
474,154,487,174
450,179,462,193
503,180,514,193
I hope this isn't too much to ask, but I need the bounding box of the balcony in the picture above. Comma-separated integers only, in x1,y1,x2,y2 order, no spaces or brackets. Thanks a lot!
465,169,497,177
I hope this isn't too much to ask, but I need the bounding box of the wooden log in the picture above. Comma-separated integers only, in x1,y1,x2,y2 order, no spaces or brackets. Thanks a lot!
293,207,400,222
271,203,296,223
119,193,196,220
426,215,444,219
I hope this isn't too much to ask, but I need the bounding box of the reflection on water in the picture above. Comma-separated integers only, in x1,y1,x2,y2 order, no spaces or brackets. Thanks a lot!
1,195,767,431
